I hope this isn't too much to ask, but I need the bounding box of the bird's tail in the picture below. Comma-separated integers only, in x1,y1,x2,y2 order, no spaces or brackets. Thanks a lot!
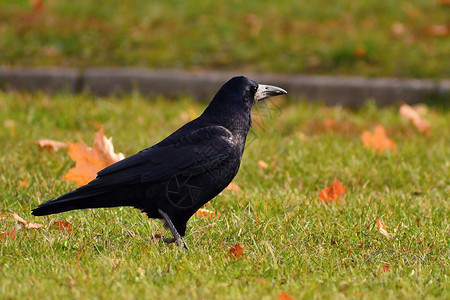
32,180,136,216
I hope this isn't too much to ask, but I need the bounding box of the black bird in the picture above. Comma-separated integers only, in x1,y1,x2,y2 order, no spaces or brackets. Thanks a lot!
32,76,287,248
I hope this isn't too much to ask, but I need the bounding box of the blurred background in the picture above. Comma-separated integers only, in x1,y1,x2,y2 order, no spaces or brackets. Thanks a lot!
0,0,448,78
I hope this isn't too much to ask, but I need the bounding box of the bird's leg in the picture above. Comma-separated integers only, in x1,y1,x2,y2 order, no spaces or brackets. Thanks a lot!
158,209,188,250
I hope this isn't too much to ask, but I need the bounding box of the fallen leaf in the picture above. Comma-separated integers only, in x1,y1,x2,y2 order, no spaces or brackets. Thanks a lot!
35,139,68,152
229,244,245,259
354,45,366,58
195,208,221,219
63,127,125,187
425,25,449,37
258,160,268,170
391,22,405,37
51,221,72,231
10,212,43,229
30,0,44,12
376,219,391,239
318,178,346,203
0,230,17,240
226,182,240,191
18,178,29,188
399,103,431,136
279,291,295,300
361,125,396,152
379,265,391,272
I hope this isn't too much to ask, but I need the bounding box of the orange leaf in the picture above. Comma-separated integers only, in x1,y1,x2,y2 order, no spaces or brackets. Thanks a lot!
10,212,43,229
379,265,391,272
51,221,72,231
63,127,125,187
35,139,68,152
318,178,346,203
30,0,44,12
18,178,29,189
195,208,221,219
257,160,268,170
229,244,245,259
279,291,295,300
399,103,430,136
226,182,240,191
376,219,390,239
361,125,396,153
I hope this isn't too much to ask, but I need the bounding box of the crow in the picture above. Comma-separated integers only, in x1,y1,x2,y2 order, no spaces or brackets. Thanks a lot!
32,76,287,248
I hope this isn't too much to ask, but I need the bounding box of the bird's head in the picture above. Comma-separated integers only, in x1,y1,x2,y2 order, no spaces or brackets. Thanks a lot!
207,76,287,114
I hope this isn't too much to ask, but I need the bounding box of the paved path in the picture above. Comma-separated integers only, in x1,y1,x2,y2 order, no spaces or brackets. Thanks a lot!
0,67,448,107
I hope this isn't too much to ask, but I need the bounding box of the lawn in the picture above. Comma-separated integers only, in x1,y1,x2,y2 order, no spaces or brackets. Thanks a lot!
0,91,448,299
0,0,449,78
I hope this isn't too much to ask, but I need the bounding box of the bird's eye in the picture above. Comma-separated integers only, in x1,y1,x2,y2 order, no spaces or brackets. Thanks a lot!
251,85,258,94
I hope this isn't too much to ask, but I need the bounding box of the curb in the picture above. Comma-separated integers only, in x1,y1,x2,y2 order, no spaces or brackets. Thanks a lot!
1,67,448,106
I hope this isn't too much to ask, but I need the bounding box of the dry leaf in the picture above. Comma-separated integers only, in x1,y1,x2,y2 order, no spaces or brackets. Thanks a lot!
399,103,431,135
10,212,43,229
51,221,72,231
376,219,391,239
425,25,449,37
30,0,44,12
279,291,295,300
0,230,17,240
258,160,268,170
195,208,221,219
18,178,29,188
229,244,245,259
391,22,405,37
63,127,125,187
226,182,240,191
379,265,391,272
318,178,346,203
361,125,396,152
35,139,68,152
354,45,366,58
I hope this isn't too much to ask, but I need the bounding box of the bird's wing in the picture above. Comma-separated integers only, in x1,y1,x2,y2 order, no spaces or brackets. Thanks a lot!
94,126,235,186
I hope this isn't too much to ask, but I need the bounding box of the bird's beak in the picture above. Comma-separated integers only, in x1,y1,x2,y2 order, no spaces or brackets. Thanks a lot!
254,84,288,101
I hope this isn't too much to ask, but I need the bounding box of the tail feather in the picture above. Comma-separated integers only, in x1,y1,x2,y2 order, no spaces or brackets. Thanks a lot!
32,180,140,216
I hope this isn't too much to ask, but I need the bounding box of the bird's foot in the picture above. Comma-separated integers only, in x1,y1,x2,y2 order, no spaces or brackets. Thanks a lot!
151,234,177,244
158,209,188,250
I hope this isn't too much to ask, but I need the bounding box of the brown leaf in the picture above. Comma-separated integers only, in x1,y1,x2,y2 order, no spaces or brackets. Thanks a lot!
35,139,68,152
376,219,391,239
318,178,346,203
10,212,43,229
361,125,396,153
63,127,125,187
399,103,431,136
226,182,240,191
229,244,245,259
279,291,295,300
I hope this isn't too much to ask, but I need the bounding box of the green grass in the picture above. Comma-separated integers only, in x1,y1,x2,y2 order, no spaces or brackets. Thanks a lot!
0,0,449,78
0,91,449,299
